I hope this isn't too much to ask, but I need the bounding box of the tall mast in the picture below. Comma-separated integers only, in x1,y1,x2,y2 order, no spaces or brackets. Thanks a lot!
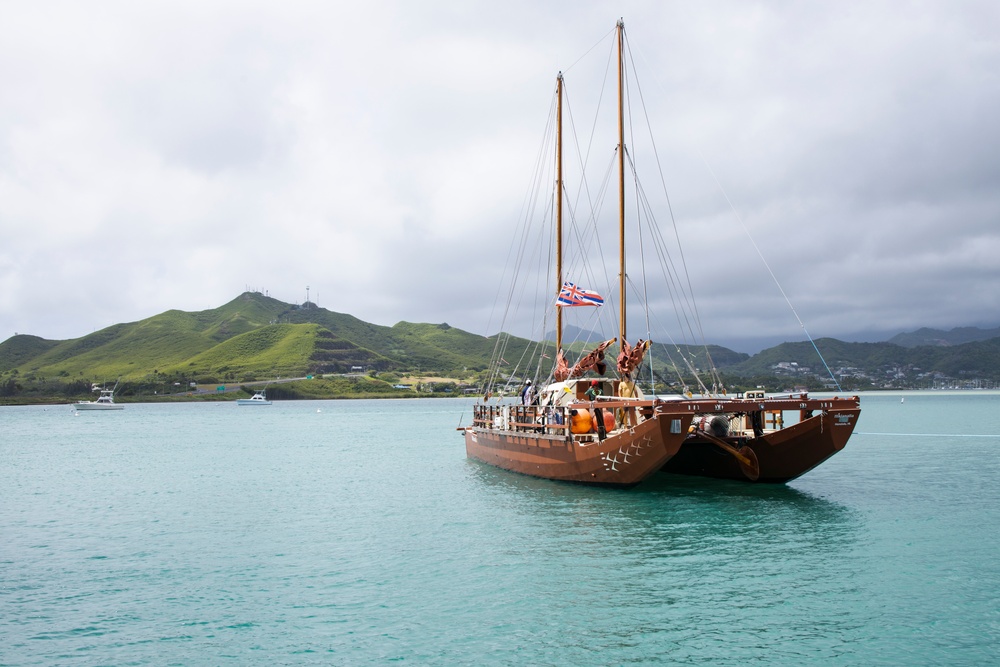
556,72,564,353
616,20,626,344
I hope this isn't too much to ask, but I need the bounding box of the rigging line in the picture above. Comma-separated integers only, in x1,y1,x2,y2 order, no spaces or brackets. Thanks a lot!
635,188,725,393
492,101,563,376
626,34,696,316
564,151,612,274
629,287,711,395
636,203,658,394
700,156,843,392
564,44,630,345
624,38,718,380
623,274,684,391
621,40,643,351
564,150,619,340
625,280,706,393
628,36,705,340
625,26,838,394
484,91,558,376
620,32,724,393
627,145,658,390
621,107,670,394
578,42,622,256
563,55,617,338
626,156,692,337
628,32,736,391
563,42,613,234
628,160,715,390
562,25,617,76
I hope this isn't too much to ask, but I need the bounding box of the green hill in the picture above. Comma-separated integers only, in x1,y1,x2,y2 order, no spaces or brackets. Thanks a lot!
888,326,1000,348
728,338,905,375
0,292,536,385
155,323,393,379
2,292,998,399
171,323,324,378
1,293,295,380
725,336,1000,389
0,334,60,370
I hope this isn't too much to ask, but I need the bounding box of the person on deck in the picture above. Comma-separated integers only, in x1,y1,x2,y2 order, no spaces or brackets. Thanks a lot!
521,380,536,406
586,379,607,439
618,373,637,427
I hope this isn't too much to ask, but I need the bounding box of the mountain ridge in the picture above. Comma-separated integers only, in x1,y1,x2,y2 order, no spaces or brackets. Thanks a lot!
0,292,535,383
2,293,999,391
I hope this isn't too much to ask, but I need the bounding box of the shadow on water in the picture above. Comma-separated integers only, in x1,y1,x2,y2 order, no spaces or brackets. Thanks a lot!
459,460,886,666
467,458,845,508
465,460,862,564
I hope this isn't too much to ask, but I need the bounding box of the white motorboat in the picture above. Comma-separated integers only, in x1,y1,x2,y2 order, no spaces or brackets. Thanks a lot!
237,390,272,406
75,383,124,411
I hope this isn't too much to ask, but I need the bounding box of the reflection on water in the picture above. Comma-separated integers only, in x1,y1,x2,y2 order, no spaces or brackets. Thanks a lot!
468,461,860,560
465,460,871,664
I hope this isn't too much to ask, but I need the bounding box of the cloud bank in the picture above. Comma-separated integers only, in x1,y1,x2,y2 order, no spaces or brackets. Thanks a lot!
1,1,998,352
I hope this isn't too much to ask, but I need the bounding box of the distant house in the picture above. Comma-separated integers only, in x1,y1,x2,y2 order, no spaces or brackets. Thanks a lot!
393,384,413,390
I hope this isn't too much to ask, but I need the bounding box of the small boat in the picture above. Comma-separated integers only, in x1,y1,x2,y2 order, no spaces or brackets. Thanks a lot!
461,21,860,487
237,390,272,406
75,382,124,411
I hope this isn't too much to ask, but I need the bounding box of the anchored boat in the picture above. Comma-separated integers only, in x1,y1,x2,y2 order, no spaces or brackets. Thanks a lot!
237,389,272,406
461,21,859,486
74,381,124,411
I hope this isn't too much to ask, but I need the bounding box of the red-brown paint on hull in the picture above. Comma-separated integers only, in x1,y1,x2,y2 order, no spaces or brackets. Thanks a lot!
465,411,692,487
662,407,861,483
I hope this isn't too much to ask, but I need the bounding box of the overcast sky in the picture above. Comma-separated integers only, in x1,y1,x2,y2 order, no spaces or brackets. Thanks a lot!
2,0,998,353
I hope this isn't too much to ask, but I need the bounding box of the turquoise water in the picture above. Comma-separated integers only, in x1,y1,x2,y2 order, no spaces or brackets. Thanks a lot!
2,392,998,665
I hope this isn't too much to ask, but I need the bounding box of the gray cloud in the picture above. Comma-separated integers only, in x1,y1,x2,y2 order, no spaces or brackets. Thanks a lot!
1,1,998,354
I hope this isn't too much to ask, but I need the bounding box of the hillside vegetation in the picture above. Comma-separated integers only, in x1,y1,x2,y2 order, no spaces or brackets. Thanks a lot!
1,292,999,403
0,293,535,399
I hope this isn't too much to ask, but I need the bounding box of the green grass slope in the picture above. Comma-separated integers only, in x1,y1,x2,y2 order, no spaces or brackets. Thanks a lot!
383,322,512,371
283,306,400,350
0,335,61,372
191,292,291,341
5,293,301,380
308,328,397,374
170,323,318,378
168,323,400,380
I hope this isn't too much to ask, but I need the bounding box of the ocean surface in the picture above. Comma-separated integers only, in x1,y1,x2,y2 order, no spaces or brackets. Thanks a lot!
2,391,999,665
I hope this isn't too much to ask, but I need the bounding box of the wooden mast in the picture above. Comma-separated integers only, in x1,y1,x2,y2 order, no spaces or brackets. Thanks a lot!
556,72,564,353
616,20,626,344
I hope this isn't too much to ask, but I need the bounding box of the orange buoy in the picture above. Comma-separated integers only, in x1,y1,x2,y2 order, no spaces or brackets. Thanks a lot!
592,409,615,434
570,409,593,434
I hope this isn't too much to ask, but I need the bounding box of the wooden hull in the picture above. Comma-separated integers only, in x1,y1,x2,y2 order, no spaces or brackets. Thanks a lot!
662,406,860,483
467,394,860,487
465,409,692,488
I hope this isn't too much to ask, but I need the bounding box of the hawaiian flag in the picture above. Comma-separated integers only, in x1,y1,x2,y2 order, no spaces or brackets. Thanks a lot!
556,281,604,307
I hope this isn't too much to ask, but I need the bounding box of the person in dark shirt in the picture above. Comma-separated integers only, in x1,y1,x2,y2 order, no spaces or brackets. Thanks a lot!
585,380,606,439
